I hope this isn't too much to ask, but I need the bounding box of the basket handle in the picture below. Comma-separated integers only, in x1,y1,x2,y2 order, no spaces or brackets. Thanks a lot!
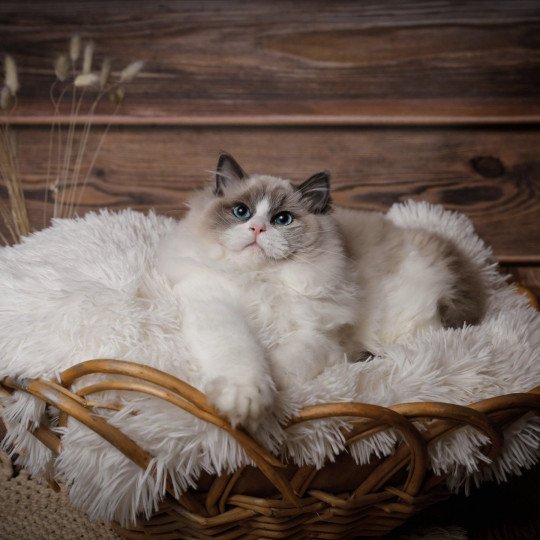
59,359,300,506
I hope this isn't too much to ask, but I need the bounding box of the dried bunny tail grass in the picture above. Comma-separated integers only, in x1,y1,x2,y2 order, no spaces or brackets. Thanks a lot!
120,60,144,82
99,57,112,90
4,55,19,96
74,73,99,88
0,85,12,109
82,41,95,74
109,86,125,105
54,54,70,82
69,34,81,63
45,42,143,222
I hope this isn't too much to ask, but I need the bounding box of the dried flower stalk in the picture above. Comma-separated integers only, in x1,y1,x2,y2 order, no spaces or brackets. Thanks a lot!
47,36,145,221
120,60,144,83
69,34,81,63
82,41,94,74
54,55,69,82
0,55,30,243
4,55,19,96
99,58,111,90
0,129,31,241
74,73,99,87
0,85,12,110
1,34,146,244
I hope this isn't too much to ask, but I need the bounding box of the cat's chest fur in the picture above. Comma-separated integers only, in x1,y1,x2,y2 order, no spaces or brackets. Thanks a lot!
247,262,347,344
157,222,356,350
207,258,348,343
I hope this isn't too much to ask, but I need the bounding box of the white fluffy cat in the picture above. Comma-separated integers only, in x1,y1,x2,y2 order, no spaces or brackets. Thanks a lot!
158,153,360,428
158,153,485,427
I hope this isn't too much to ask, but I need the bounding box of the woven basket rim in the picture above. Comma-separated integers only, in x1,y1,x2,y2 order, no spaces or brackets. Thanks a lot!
2,359,540,538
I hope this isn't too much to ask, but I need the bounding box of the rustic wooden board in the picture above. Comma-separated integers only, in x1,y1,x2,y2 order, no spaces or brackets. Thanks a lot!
3,125,539,263
1,0,539,123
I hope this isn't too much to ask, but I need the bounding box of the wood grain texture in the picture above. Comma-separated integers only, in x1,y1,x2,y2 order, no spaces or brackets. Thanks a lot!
3,125,539,262
1,0,540,123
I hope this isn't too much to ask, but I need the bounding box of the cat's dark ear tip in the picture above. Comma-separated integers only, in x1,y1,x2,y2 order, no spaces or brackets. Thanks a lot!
297,170,332,214
214,151,248,196
216,151,233,172
217,149,232,161
310,170,331,187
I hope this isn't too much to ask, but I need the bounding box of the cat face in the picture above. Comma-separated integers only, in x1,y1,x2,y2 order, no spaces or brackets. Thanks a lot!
194,153,333,267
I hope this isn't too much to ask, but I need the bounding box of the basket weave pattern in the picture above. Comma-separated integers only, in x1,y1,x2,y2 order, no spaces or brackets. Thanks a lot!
2,359,540,539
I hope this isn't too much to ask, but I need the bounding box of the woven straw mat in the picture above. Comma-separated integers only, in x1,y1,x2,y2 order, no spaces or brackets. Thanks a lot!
0,449,120,540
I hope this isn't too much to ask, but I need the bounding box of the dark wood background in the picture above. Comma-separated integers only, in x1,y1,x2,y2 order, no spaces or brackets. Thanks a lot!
1,2,540,536
1,0,539,292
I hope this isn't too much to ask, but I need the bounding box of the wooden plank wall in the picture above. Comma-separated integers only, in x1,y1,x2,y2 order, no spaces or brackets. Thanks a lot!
1,1,539,291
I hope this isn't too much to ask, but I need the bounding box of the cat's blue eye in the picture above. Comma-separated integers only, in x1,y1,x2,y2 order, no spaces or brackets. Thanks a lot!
272,211,294,226
232,204,252,220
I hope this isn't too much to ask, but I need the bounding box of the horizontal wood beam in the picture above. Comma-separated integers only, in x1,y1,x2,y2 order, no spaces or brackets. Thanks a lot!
1,125,538,263
4,113,540,128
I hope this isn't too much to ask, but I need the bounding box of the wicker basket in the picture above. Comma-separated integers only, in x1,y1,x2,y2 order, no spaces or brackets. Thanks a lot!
2,357,540,540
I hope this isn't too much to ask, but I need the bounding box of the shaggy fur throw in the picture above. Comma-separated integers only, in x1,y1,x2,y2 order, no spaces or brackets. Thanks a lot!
0,202,538,525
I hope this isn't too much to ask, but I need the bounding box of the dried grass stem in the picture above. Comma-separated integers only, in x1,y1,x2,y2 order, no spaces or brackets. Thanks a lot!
0,126,31,242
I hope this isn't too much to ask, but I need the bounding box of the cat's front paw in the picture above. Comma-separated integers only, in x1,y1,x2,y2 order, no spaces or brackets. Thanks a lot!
205,375,275,429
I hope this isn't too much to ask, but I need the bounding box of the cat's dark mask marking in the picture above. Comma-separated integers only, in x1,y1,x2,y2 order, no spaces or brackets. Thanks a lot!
214,152,332,215
296,172,332,214
215,152,248,196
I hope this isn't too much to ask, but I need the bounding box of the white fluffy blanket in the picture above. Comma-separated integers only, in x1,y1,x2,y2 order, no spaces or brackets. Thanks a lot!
0,202,539,526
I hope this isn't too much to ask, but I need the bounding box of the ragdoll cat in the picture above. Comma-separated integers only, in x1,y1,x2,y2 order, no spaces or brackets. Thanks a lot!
157,153,486,427
157,153,360,428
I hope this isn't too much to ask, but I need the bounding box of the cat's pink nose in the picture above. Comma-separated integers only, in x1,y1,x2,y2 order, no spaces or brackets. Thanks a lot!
250,223,266,236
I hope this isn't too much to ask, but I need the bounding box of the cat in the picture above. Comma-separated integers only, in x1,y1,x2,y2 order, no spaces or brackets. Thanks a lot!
157,152,486,427
157,153,360,428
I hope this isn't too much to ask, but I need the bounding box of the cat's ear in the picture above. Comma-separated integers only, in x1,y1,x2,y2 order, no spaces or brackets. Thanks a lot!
214,152,248,196
296,171,331,214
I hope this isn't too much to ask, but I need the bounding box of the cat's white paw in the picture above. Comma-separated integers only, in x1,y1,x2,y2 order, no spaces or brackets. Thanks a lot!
205,375,275,428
